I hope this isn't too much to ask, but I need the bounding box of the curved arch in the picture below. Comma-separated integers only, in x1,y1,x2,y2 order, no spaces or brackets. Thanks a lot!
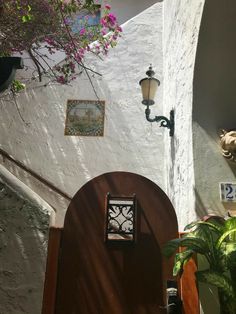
193,0,236,131
192,2,236,312
55,171,178,314
65,171,178,226
193,0,236,216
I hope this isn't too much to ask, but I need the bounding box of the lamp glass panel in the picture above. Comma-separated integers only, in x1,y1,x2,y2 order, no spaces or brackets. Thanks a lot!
140,78,159,102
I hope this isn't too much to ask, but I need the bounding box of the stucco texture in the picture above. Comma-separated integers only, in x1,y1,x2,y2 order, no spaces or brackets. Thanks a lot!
0,3,165,226
0,182,49,314
163,0,205,230
193,0,236,218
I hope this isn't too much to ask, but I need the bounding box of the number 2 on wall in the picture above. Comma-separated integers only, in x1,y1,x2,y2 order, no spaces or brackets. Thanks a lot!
226,184,235,200
220,182,236,202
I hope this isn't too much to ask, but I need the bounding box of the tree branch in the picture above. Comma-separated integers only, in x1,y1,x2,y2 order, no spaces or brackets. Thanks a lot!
28,48,43,81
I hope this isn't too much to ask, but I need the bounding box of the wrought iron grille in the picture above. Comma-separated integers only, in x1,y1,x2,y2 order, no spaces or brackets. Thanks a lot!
105,194,136,242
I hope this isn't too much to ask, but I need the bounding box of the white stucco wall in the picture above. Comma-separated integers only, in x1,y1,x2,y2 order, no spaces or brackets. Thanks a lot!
2,2,235,313
163,0,205,230
14,0,160,79
106,0,160,24
0,180,49,314
163,2,236,313
193,0,236,218
192,1,236,308
0,3,164,226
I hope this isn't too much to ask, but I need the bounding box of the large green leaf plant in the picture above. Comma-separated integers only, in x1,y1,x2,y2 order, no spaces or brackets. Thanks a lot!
163,216,236,314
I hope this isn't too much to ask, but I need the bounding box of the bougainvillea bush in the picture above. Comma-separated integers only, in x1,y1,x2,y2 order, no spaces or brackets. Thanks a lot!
0,0,122,86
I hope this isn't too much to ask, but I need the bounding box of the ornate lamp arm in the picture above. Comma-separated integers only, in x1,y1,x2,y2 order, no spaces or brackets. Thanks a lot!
145,107,175,137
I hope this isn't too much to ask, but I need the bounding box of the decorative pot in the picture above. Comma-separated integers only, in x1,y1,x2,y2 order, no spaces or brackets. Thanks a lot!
0,57,24,92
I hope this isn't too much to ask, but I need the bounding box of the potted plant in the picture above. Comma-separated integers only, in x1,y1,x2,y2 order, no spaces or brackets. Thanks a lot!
0,0,122,90
163,216,236,314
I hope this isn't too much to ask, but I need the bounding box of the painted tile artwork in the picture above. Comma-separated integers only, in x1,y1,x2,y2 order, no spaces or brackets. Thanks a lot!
70,8,101,33
65,100,105,136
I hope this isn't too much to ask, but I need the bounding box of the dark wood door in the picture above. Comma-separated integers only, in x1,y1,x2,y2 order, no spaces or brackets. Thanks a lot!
55,172,178,314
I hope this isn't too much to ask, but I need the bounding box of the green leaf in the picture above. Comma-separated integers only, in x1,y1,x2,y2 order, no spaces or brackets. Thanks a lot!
184,225,217,261
11,80,25,93
185,220,223,234
21,14,32,23
225,217,236,230
22,16,27,23
173,250,193,276
217,229,236,249
225,218,236,241
163,238,182,257
110,41,117,48
198,221,223,234
221,242,236,267
163,237,209,258
184,220,200,231
180,237,209,254
224,242,236,255
196,270,235,300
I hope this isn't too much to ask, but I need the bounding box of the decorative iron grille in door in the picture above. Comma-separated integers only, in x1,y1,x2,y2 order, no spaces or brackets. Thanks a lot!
105,193,137,242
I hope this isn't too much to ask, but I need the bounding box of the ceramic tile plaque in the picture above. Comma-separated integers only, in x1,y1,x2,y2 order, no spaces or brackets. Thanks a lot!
65,100,105,136
70,7,101,33
220,182,236,202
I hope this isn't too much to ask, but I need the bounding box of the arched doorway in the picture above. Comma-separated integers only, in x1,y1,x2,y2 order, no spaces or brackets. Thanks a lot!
43,172,181,313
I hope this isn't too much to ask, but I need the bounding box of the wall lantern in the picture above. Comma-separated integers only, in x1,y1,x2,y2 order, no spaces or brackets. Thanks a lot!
139,65,175,136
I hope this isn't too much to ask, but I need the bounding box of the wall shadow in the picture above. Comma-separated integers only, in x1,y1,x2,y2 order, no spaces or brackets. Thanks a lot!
0,181,49,314
193,0,236,218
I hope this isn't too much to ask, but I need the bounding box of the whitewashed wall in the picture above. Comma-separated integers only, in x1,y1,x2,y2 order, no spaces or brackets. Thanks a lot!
192,1,236,309
163,1,236,313
0,180,49,314
15,0,160,77
0,3,164,226
193,0,236,218
163,0,205,230
106,0,160,24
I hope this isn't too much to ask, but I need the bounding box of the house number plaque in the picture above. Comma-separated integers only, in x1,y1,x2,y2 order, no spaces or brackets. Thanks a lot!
220,182,236,202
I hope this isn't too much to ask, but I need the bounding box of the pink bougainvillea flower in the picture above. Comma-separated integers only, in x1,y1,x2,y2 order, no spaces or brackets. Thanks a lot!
79,28,86,35
108,13,116,26
56,76,66,84
101,28,106,35
0,0,122,86
100,18,106,27
117,26,123,32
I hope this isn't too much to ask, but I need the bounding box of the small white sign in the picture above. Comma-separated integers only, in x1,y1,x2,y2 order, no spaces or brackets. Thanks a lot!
220,182,236,202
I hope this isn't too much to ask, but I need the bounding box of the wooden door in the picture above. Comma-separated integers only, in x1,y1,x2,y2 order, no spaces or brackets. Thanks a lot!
55,172,178,314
